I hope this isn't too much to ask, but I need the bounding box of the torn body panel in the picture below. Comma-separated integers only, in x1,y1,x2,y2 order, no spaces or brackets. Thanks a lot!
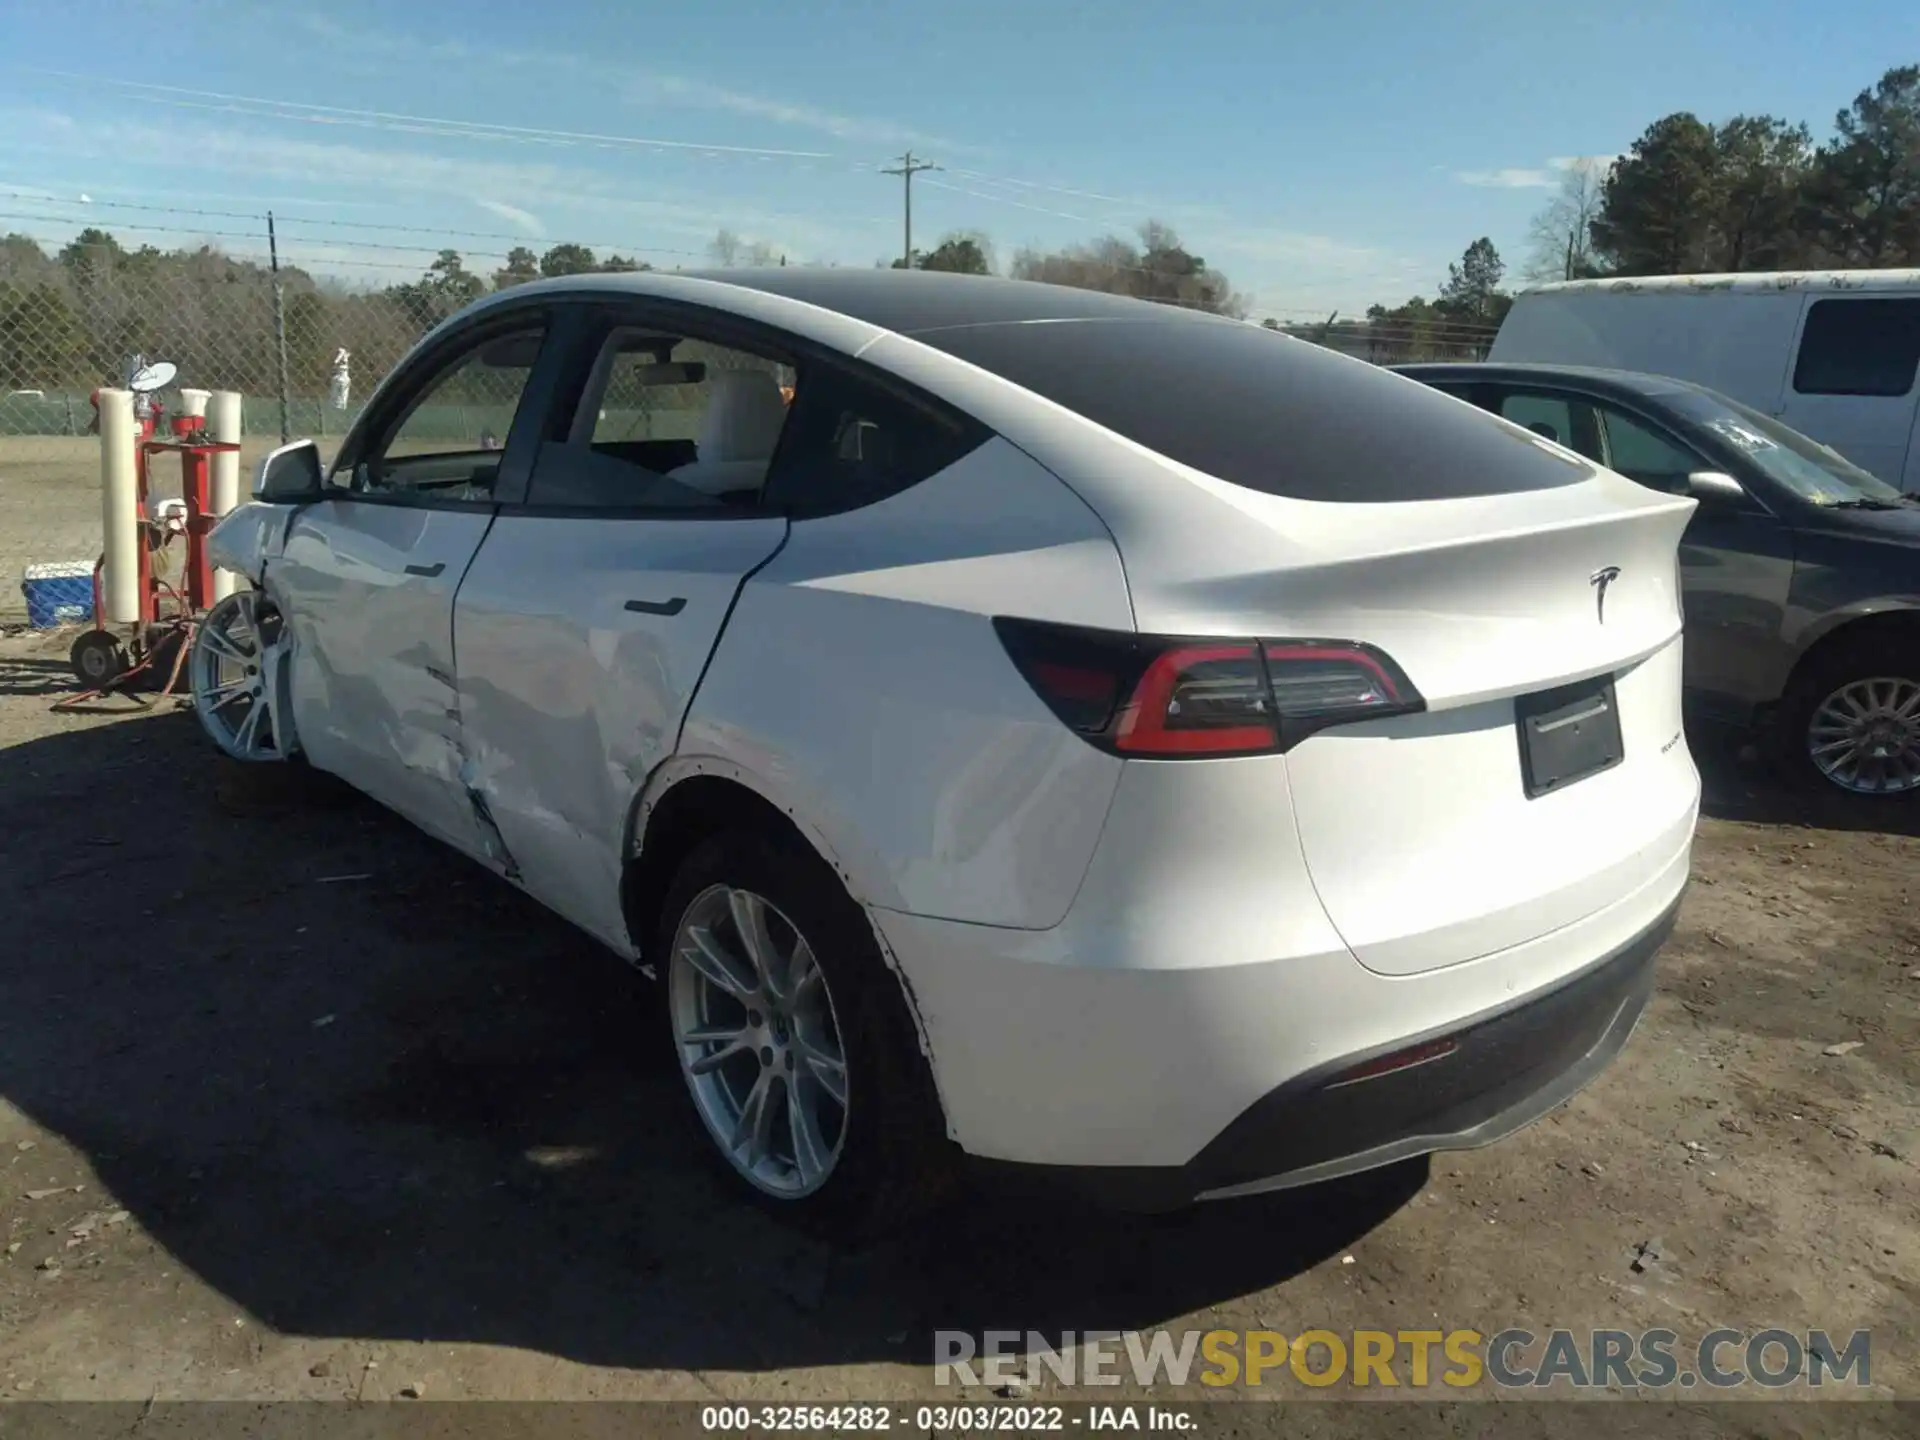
206,501,296,585
457,757,522,883
271,500,493,858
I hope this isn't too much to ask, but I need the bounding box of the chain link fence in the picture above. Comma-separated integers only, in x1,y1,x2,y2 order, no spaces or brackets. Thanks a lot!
1,217,1499,622
0,222,481,622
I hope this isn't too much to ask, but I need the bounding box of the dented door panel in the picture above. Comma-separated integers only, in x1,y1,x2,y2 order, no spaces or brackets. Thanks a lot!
272,499,495,855
452,512,788,952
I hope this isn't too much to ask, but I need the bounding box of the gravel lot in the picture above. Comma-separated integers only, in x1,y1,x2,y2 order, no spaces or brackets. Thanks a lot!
0,627,1913,1410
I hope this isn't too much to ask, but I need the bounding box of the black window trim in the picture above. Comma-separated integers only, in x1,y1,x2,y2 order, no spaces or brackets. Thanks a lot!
499,294,993,522
324,301,560,514
1508,381,1782,519
1791,296,1920,399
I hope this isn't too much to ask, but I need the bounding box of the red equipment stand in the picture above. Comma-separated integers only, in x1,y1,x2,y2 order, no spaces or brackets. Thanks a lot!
56,418,243,710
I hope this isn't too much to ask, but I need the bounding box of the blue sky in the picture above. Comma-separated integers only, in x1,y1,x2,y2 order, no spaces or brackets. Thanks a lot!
1,0,1916,316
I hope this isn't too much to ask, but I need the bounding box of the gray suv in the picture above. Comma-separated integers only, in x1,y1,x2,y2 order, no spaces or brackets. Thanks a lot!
1397,362,1920,799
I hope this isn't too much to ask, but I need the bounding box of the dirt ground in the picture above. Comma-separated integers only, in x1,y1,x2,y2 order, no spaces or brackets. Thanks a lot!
0,626,1913,1411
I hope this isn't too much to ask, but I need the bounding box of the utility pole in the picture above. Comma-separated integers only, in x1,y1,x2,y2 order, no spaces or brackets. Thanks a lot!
881,151,939,269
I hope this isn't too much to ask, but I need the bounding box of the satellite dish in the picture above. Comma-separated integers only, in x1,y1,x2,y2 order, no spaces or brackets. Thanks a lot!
128,361,177,394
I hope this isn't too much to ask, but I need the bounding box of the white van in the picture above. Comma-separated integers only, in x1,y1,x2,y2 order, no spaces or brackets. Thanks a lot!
1491,271,1920,491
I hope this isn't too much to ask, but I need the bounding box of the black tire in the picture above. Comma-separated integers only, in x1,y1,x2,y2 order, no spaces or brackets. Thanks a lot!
141,624,190,694
1773,634,1920,798
68,630,127,687
655,827,955,1241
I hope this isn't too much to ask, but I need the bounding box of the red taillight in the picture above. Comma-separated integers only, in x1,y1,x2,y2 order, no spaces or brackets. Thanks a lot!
993,618,1423,758
1116,643,1275,754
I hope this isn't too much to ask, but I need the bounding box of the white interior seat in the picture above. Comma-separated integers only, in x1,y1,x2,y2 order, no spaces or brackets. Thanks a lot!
668,370,790,496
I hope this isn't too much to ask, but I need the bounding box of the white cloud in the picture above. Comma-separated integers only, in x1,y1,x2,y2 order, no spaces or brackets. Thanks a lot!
0,109,880,266
626,73,960,151
248,17,963,152
1455,167,1557,189
473,199,544,236
1456,154,1623,189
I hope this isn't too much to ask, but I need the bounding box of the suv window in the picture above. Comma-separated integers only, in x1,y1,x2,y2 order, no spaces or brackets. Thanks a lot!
767,363,989,517
1793,298,1920,397
345,326,545,501
1597,406,1704,493
1492,391,1605,462
531,328,796,511
916,317,1588,503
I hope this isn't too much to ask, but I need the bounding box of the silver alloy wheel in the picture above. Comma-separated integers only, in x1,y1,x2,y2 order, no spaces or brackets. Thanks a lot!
668,884,850,1198
189,590,286,762
1807,676,1920,795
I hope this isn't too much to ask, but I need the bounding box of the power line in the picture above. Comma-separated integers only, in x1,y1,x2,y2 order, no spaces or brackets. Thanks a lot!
879,151,940,269
12,68,839,161
0,201,711,264
918,176,1089,225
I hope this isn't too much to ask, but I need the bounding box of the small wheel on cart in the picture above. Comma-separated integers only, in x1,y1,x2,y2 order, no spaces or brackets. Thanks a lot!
69,631,128,688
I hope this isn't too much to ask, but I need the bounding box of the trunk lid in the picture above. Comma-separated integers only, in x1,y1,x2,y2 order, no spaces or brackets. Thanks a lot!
1114,468,1699,975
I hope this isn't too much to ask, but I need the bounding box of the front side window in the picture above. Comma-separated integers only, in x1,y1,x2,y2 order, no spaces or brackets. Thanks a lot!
344,325,545,501
1597,407,1704,493
1793,298,1920,397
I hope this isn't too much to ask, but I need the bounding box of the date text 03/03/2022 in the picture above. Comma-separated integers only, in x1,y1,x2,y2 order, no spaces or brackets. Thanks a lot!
700,1404,1194,1432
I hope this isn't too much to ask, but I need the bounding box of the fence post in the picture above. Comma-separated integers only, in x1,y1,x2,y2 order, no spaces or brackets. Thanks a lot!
268,211,292,444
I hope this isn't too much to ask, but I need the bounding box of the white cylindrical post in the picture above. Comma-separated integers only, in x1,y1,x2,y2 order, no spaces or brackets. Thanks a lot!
178,387,212,419
98,389,141,625
209,390,244,601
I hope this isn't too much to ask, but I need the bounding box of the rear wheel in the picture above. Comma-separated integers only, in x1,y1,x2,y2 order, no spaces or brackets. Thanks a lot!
1777,637,1920,797
658,829,951,1238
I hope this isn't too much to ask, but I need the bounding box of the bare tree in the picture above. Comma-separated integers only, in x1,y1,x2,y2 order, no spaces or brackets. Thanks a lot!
1522,158,1610,284
706,230,780,268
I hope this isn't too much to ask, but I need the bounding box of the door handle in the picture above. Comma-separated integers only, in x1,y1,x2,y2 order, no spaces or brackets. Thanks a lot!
404,562,446,578
624,597,687,617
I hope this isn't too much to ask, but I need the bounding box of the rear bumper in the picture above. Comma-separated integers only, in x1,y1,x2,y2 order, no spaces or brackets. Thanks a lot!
871,764,1695,1175
968,893,1677,1212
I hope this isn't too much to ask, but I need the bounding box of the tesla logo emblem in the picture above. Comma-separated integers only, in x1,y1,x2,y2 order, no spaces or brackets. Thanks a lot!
1590,566,1622,624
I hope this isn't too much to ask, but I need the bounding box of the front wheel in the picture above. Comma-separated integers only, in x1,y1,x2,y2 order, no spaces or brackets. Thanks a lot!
658,829,952,1238
189,590,291,762
1777,638,1920,797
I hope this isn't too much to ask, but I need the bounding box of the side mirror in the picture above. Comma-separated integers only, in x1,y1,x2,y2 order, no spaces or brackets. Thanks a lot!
1686,470,1746,505
255,439,325,502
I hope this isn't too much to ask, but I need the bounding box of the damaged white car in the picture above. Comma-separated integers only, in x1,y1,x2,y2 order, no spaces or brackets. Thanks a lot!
196,269,1698,1232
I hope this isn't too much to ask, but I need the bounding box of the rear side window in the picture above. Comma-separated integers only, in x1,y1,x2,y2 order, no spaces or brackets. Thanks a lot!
767,363,990,518
1793,299,1920,397
1496,393,1601,459
916,318,1588,502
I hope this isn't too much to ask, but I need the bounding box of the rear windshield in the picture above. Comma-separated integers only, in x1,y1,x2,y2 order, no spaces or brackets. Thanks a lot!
914,317,1589,502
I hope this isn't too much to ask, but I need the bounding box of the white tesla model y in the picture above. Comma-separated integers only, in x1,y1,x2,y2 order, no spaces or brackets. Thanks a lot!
195,270,1699,1231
